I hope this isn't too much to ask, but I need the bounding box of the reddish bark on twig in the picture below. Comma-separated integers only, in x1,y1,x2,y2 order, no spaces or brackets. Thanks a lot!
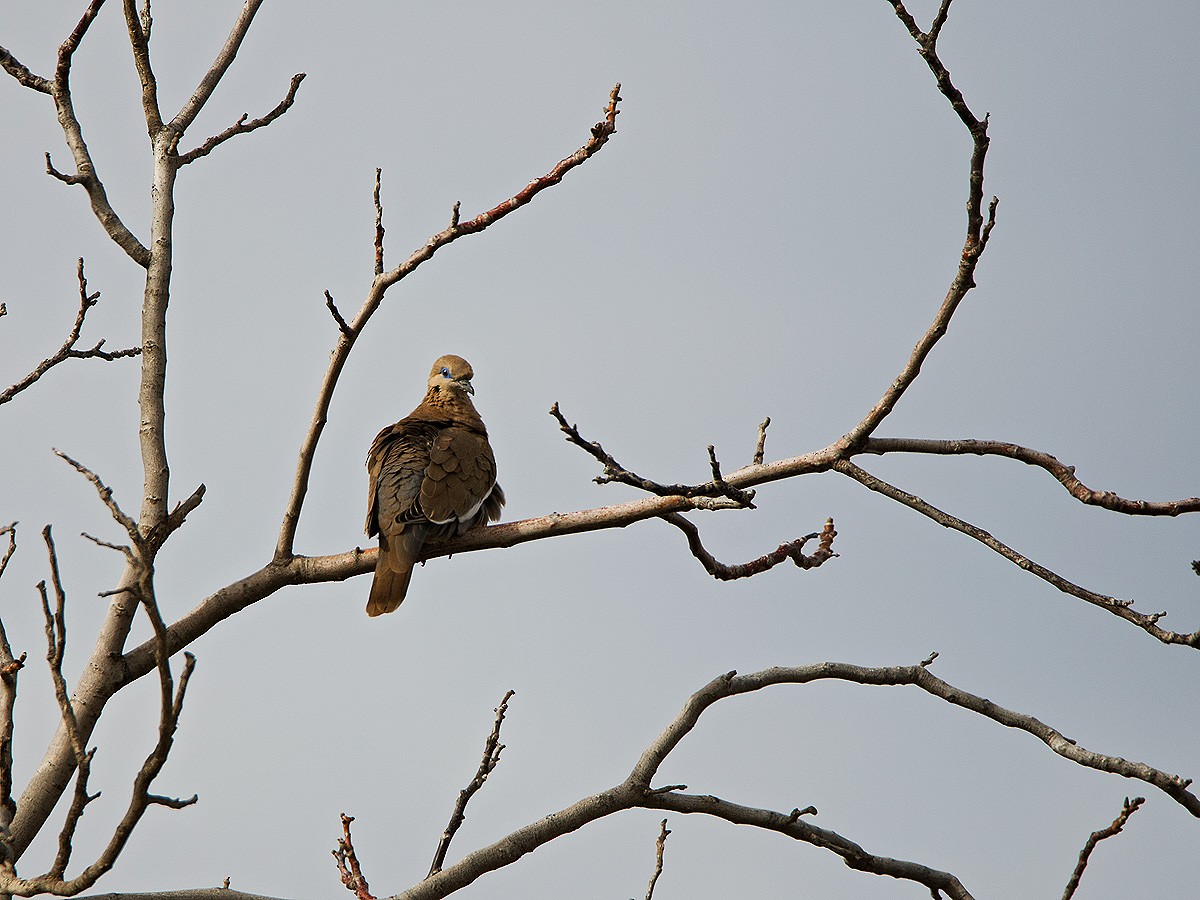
1061,796,1145,900
333,814,376,900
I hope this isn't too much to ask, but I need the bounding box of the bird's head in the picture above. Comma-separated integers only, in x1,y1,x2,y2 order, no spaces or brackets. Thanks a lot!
428,354,476,396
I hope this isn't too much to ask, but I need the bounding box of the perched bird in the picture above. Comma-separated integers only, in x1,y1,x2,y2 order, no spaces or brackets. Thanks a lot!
364,355,504,616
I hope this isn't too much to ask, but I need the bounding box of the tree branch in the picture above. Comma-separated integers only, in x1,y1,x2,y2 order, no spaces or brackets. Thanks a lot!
428,691,515,878
838,0,996,451
643,791,974,900
0,259,142,408
121,0,163,134
1061,796,1145,900
661,513,837,580
833,459,1200,648
274,84,623,561
641,819,670,900
333,814,375,900
176,73,306,166
863,436,1200,515
169,0,266,134
551,403,756,506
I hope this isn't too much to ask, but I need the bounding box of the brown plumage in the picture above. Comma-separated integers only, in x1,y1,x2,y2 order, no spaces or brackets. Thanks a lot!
365,355,504,616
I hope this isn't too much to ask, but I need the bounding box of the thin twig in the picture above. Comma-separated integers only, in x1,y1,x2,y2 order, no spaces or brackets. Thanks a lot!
661,514,836,580
53,449,143,549
1061,796,1145,900
325,291,352,338
428,691,515,878
642,819,670,900
177,73,306,166
753,417,771,466
551,403,756,506
373,168,385,275
333,814,375,900
1,259,141,407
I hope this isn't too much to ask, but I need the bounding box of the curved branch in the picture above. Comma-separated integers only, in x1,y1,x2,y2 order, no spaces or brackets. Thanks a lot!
839,0,996,451
863,436,1200,515
274,84,622,560
642,792,973,900
833,459,1200,648
660,512,837,580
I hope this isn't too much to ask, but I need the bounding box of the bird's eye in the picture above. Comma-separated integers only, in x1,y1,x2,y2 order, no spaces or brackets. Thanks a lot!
441,367,450,378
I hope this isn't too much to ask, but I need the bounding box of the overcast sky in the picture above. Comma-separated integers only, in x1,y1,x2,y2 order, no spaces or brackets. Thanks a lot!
1,2,1198,897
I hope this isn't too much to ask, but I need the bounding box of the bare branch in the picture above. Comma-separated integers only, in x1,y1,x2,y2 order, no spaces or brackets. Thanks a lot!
169,0,267,134
53,449,143,549
333,814,375,900
39,0,153,266
324,291,352,338
0,524,22,862
373,168,385,276
0,45,52,93
122,0,163,133
838,1,996,451
661,513,837,580
1,259,142,407
1061,796,1146,900
863,436,1200,516
177,73,306,166
551,403,756,506
642,819,670,900
428,691,515,878
274,85,623,561
753,416,771,466
833,459,1200,648
645,791,974,900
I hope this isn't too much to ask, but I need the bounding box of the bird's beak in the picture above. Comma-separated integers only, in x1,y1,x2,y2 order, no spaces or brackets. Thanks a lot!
458,378,475,395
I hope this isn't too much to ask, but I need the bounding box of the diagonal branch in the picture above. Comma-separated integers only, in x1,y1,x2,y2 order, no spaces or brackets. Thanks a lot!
863,436,1200,516
0,45,51,93
643,791,973,899
833,459,1200,647
177,73,306,166
551,402,756,506
169,0,267,135
42,0,153,266
1,259,142,407
1061,796,1145,900
428,691,515,878
274,84,622,561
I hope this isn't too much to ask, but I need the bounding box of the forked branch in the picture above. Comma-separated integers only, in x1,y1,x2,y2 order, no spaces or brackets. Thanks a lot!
1,260,141,408
275,84,623,560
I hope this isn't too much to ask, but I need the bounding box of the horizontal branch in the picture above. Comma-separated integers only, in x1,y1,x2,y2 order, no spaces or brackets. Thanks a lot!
863,437,1200,515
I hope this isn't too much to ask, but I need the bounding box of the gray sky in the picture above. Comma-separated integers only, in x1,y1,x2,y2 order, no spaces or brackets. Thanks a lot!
2,1,1198,897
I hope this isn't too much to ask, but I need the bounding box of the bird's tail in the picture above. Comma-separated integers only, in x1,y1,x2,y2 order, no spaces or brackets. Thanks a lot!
366,530,422,616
